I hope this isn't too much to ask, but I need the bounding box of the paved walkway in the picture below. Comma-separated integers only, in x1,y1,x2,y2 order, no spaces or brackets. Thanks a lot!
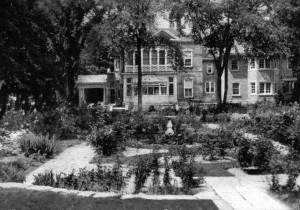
203,176,290,210
25,142,96,184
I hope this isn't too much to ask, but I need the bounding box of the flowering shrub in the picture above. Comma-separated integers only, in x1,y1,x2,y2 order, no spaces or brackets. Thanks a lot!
18,133,57,158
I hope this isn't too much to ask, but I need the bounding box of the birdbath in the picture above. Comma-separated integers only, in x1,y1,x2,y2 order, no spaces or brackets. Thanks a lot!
165,116,176,136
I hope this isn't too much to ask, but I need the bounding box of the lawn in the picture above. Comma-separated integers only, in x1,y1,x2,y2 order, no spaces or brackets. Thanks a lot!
194,161,238,177
0,188,219,210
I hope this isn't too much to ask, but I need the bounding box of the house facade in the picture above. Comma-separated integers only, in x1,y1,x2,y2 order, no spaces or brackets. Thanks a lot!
77,28,296,109
118,29,204,109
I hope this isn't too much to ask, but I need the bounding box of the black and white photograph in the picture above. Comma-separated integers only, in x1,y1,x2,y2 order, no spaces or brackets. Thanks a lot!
0,0,299,209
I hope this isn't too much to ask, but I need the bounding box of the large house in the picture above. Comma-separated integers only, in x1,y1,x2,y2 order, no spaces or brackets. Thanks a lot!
77,27,296,109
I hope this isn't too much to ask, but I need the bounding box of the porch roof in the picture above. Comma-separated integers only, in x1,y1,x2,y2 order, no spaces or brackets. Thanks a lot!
76,75,107,88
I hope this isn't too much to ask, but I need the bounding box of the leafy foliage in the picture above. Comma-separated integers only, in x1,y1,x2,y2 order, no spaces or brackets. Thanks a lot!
18,133,57,159
87,112,136,156
0,160,27,182
33,160,127,192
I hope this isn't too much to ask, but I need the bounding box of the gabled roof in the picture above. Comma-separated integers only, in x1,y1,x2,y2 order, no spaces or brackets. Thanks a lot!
155,28,193,42
154,28,179,39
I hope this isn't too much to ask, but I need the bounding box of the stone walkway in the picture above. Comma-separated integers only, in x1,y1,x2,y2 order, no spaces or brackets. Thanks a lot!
25,142,96,184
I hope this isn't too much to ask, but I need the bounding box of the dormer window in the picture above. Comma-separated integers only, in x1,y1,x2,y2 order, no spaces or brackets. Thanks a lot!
207,63,214,74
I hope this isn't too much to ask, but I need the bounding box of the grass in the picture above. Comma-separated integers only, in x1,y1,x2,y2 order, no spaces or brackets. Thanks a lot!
271,191,300,210
92,151,238,177
194,161,238,177
0,187,218,210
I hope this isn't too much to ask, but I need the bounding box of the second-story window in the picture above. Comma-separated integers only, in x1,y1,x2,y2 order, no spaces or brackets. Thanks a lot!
126,78,132,96
250,59,255,69
169,77,174,95
231,60,238,71
151,49,158,65
143,50,150,65
159,50,165,65
259,59,271,69
184,50,192,67
127,51,134,65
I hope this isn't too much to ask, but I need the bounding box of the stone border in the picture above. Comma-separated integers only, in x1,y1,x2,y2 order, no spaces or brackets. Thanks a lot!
0,182,197,200
0,182,232,209
0,182,120,198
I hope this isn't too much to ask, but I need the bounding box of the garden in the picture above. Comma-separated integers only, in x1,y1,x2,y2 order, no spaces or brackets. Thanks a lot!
1,101,300,209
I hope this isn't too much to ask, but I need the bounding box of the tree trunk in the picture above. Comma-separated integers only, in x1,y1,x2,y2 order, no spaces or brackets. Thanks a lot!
216,70,223,106
222,66,228,105
66,66,76,103
137,37,143,112
0,84,9,120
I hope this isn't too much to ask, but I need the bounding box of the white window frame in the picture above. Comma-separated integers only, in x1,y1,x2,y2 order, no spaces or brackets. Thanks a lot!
232,83,240,96
259,82,272,95
250,82,256,95
259,58,271,69
231,60,239,71
250,59,256,69
207,63,214,74
183,49,193,67
184,79,193,98
205,82,215,94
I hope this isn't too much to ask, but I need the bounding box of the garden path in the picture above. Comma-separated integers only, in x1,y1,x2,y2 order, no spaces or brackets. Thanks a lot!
25,142,96,185
203,176,291,210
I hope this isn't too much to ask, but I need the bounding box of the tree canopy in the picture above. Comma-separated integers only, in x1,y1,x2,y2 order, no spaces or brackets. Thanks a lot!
168,0,287,106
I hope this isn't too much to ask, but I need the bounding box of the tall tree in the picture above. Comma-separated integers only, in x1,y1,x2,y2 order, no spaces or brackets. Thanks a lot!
103,0,183,111
39,0,107,102
110,0,159,111
0,0,58,119
169,0,286,107
275,0,300,102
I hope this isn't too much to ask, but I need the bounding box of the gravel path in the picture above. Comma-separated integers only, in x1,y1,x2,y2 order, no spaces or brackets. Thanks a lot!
25,142,96,184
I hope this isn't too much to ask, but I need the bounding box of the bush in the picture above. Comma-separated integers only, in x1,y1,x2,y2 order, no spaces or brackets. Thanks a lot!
253,138,275,171
34,160,127,192
237,138,254,168
172,146,203,192
18,133,57,158
87,112,136,156
0,160,27,182
0,126,9,144
131,155,153,193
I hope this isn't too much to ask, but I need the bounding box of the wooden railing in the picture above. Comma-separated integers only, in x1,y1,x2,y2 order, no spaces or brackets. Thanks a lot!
125,65,173,73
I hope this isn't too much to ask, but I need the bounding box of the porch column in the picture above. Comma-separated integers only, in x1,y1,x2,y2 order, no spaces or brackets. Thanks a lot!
79,88,85,106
